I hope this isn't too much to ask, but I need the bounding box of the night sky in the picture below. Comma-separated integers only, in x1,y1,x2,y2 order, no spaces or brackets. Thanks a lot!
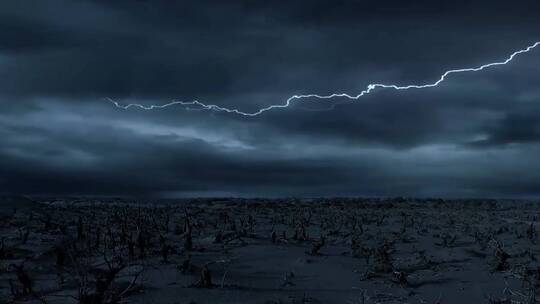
2,1,540,197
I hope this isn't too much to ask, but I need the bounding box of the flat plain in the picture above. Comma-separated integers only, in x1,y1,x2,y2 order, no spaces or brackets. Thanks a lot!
1,197,540,304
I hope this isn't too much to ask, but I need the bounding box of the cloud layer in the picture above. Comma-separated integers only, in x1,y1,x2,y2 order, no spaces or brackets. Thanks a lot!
2,0,540,197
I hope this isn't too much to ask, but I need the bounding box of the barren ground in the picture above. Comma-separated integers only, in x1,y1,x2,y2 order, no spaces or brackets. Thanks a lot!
1,197,540,304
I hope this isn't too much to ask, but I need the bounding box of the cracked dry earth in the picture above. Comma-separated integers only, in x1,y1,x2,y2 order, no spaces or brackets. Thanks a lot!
1,197,540,304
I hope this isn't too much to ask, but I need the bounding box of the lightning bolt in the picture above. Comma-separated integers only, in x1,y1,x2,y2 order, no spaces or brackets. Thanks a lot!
108,41,540,117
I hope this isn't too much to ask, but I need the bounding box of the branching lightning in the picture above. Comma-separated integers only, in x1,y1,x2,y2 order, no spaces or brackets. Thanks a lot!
108,41,540,117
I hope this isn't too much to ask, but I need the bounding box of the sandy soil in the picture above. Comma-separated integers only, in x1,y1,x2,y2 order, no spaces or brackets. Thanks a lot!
1,197,540,303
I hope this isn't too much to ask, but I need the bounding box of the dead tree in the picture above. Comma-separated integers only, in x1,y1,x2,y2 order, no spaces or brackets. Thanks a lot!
527,223,536,244
184,213,193,251
11,264,32,295
195,264,213,288
77,216,85,241
271,230,277,244
309,236,325,255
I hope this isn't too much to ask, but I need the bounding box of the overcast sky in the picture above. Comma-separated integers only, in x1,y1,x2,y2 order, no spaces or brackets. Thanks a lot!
2,0,540,198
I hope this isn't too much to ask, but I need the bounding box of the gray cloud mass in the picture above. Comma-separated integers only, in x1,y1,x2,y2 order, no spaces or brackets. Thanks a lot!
1,0,540,197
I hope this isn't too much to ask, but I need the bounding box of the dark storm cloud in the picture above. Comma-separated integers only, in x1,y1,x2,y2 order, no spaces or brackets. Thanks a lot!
469,112,540,147
0,104,365,196
2,0,540,100
1,0,540,197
